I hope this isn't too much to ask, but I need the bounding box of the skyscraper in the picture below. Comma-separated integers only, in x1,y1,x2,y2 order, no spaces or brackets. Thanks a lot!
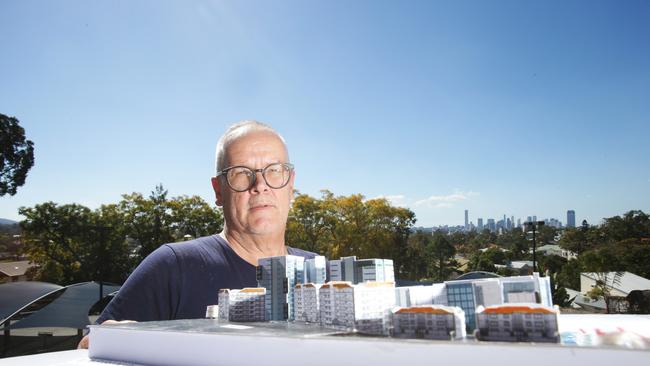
487,219,496,232
464,210,469,231
567,210,576,228
477,218,484,231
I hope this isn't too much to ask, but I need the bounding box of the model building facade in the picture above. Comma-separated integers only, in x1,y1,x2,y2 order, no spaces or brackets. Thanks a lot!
217,288,266,322
392,305,466,340
319,281,395,335
257,255,305,321
475,304,560,343
294,283,322,323
304,256,327,284
329,256,394,284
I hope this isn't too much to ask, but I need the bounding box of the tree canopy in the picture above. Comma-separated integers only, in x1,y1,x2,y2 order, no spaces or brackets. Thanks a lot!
0,113,35,196
19,185,223,284
286,190,417,279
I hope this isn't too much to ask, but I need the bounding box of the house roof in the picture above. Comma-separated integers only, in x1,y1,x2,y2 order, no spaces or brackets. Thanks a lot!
510,261,533,269
0,260,36,277
240,288,265,293
478,304,558,315
571,293,607,311
581,272,650,295
536,244,562,252
394,306,455,315
452,271,500,281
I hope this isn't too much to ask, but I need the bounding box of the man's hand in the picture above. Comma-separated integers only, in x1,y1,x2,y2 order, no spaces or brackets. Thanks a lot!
77,320,137,349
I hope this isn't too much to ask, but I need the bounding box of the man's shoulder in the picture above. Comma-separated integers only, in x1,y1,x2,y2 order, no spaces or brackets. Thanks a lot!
161,235,230,263
164,235,223,252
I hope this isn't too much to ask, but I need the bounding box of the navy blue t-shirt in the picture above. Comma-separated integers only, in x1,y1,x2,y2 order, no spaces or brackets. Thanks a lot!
97,235,316,323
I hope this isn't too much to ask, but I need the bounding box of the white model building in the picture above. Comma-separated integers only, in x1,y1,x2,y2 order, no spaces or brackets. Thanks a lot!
257,255,305,321
294,283,322,323
391,305,466,340
475,304,560,343
328,256,355,282
444,273,552,332
217,289,231,320
319,281,395,335
355,258,395,283
395,283,447,308
304,256,327,284
217,288,266,322
328,256,395,284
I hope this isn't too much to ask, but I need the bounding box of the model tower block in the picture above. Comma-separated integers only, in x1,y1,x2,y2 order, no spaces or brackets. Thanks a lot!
218,288,266,322
294,283,322,323
257,255,305,321
304,256,327,284
391,305,466,340
319,281,396,335
475,304,560,343
217,289,230,320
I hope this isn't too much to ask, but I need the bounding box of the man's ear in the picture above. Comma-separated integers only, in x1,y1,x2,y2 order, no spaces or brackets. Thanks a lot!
211,177,224,206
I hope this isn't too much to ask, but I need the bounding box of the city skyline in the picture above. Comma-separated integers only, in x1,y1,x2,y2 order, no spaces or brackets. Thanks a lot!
1,1,649,227
422,208,582,231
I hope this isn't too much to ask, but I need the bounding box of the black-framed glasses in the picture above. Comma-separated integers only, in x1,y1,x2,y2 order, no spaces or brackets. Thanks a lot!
216,163,294,192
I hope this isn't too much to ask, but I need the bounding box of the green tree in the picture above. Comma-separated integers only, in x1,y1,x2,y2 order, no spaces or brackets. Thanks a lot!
19,202,131,284
601,210,650,242
468,247,506,273
496,229,527,257
19,187,223,284
168,195,223,240
555,258,581,290
286,192,332,254
558,226,603,254
536,225,558,245
119,185,175,260
285,190,416,278
462,229,496,256
404,230,432,281
428,230,458,281
1,114,35,196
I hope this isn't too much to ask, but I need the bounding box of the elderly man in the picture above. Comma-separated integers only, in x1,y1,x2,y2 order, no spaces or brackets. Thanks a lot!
79,121,314,348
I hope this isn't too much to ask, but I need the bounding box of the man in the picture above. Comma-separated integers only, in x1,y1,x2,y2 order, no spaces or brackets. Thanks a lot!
79,121,315,348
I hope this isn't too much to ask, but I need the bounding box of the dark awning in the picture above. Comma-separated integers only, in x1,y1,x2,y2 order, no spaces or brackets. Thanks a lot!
10,281,120,330
0,281,63,323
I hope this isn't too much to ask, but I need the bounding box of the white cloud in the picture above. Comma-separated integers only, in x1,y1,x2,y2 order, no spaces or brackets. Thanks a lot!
433,202,454,209
373,194,408,207
415,190,480,208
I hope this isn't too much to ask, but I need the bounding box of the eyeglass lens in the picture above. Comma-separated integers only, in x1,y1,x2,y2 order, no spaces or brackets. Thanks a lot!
226,163,291,191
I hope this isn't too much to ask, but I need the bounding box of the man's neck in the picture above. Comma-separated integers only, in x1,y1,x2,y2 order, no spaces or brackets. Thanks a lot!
220,228,288,266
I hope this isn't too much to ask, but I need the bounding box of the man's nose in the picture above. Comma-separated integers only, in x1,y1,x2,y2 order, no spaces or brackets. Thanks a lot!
251,170,269,193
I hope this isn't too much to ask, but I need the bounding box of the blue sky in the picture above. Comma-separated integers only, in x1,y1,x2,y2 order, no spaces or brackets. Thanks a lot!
1,0,649,227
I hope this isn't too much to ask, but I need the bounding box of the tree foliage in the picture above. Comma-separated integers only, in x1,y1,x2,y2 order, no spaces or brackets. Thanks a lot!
0,114,35,196
555,210,650,291
19,186,223,285
286,190,417,279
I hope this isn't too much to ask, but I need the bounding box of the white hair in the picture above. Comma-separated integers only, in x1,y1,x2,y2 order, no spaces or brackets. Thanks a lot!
214,120,288,174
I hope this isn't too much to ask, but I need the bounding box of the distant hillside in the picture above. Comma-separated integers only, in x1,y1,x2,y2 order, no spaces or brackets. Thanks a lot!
0,218,18,226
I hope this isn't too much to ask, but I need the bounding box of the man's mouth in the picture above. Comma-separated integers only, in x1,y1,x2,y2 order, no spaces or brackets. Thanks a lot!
250,203,274,210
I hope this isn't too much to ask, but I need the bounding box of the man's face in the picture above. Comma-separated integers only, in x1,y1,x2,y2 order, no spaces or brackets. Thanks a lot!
211,131,294,237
